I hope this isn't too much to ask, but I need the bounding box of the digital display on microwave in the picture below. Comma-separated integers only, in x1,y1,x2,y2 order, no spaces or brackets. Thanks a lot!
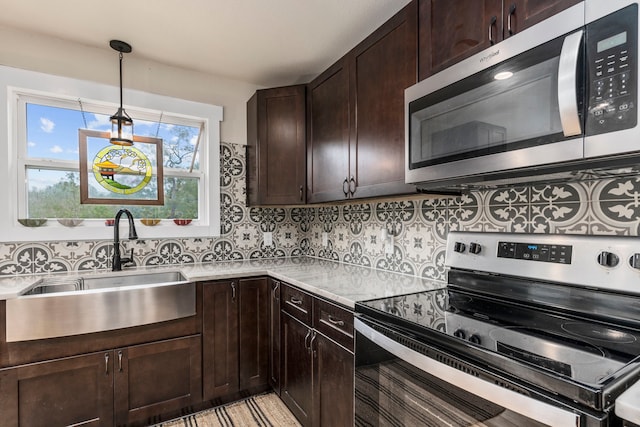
597,31,627,53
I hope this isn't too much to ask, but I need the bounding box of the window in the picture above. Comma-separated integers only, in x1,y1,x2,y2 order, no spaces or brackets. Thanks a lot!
0,65,222,241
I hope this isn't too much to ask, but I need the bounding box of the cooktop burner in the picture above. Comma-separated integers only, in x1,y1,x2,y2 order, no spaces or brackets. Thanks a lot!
561,322,638,344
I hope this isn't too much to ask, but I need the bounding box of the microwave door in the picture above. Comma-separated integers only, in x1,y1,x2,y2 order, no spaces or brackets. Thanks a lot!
405,17,586,186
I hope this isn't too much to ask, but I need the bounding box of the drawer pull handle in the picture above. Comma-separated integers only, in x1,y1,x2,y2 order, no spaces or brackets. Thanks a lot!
105,353,109,375
118,350,123,372
290,297,303,305
327,315,345,327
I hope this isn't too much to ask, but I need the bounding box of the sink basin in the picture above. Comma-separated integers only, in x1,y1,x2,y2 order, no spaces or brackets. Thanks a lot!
20,271,188,295
7,270,195,342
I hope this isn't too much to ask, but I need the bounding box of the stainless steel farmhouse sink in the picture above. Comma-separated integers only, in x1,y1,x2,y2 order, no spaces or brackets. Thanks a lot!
6,271,195,342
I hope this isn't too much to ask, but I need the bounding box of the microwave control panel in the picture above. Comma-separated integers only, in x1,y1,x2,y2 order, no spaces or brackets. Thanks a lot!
586,4,638,136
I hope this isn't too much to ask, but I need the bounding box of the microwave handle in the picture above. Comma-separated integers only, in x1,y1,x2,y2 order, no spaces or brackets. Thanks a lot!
557,30,584,137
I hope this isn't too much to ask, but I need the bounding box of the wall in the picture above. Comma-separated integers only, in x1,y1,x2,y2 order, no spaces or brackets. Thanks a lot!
1,142,638,280
0,25,258,145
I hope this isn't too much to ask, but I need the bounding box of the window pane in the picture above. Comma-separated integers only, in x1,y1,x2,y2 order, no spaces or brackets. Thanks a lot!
26,103,87,161
27,168,199,220
27,103,201,169
156,123,201,170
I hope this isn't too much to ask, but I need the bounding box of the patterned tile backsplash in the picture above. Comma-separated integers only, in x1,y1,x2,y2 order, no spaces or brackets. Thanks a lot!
1,142,639,280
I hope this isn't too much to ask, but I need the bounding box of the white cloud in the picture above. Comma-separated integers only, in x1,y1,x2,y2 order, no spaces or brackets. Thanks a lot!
87,114,111,130
28,141,36,147
50,145,63,153
40,117,55,133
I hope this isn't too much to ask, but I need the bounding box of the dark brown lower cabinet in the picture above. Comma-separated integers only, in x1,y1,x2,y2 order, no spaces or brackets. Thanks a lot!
239,278,269,390
281,312,314,426
115,336,202,426
268,278,282,395
0,351,113,427
314,333,354,427
0,335,201,427
279,287,355,427
203,278,269,401
203,280,239,400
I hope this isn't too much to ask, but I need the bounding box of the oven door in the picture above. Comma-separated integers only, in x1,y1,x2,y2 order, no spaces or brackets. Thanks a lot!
354,318,584,427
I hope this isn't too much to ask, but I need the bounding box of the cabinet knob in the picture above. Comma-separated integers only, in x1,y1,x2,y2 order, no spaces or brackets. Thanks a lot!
342,178,349,196
349,176,356,196
299,185,304,202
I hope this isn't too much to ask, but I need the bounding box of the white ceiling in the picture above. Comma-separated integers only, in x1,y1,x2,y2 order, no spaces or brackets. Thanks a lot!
0,0,411,87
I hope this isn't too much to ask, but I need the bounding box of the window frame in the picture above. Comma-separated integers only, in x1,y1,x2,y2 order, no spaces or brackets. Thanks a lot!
0,65,222,242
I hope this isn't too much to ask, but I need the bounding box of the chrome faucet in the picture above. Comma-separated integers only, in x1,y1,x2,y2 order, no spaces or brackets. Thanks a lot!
112,209,138,271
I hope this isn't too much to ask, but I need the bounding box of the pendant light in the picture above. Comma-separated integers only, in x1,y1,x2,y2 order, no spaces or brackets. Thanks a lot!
109,40,134,146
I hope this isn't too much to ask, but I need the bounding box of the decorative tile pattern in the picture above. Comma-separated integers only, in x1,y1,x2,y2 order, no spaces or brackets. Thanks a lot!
0,141,638,284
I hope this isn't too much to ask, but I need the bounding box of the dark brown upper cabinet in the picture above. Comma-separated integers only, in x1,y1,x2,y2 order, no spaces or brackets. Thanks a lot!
418,0,581,80
247,85,306,206
307,0,418,203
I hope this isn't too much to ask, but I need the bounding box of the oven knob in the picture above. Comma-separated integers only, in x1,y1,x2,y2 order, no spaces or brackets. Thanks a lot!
469,334,482,345
454,242,466,253
469,243,482,254
630,253,640,270
597,251,619,267
453,329,466,340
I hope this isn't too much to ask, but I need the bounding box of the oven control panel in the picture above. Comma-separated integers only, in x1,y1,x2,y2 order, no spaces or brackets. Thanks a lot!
497,241,572,264
446,232,640,294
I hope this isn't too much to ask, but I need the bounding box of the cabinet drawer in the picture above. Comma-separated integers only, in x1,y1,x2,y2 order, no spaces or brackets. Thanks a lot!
281,284,313,326
313,299,353,351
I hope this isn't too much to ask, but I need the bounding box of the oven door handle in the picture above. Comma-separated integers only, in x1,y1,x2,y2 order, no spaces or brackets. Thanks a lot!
354,318,581,427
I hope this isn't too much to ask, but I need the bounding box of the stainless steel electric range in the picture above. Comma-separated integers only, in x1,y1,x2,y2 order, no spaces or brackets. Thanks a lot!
355,232,640,426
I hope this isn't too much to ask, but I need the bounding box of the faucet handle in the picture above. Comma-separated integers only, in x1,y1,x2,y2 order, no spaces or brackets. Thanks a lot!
122,248,135,266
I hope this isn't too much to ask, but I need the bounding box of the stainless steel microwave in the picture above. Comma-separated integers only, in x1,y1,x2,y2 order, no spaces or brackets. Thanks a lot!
405,1,640,190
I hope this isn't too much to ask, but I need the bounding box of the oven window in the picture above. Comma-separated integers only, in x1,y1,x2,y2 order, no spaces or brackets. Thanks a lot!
355,333,550,426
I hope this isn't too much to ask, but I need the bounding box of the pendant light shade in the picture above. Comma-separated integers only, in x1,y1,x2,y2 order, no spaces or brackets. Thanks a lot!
109,40,134,146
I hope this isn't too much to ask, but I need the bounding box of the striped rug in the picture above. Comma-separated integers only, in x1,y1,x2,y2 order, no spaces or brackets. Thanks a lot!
156,393,301,427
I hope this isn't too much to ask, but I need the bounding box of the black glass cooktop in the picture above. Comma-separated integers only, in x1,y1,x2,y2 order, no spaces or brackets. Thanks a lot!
357,285,640,389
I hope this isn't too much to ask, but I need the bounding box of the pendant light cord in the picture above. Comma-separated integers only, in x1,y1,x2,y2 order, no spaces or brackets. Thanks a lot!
118,52,124,110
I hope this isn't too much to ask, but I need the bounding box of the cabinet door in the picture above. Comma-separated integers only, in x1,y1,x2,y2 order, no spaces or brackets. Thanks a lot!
314,334,354,427
307,59,351,203
247,85,306,205
238,278,269,390
268,279,282,394
281,312,314,426
504,0,581,38
114,335,202,426
350,0,419,199
0,352,113,427
419,0,503,79
203,281,239,400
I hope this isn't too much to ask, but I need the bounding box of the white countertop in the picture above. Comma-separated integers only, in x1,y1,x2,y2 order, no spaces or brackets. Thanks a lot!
0,257,445,308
